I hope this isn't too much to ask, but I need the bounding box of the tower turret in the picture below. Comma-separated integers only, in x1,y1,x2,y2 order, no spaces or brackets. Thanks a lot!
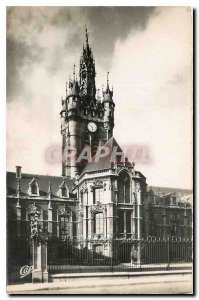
103,72,115,140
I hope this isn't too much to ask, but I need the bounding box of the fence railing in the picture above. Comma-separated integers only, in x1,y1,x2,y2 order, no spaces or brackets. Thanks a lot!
7,236,192,284
47,237,192,274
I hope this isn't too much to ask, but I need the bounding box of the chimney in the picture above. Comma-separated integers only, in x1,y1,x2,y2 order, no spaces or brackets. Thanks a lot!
16,166,22,179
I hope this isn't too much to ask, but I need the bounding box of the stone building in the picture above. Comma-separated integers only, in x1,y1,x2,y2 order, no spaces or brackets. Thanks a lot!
6,29,192,270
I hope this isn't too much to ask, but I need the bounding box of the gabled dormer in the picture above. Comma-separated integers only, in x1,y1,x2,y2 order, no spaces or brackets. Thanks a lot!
28,176,40,196
58,179,69,198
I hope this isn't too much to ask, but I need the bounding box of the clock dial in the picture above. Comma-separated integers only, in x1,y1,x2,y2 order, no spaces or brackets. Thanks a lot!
87,122,97,133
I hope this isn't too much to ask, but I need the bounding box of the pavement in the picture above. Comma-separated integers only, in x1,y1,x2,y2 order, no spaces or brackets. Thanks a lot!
7,270,193,294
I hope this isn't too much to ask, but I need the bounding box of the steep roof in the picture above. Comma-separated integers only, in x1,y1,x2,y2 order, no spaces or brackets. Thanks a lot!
148,186,192,197
80,136,132,176
6,172,76,198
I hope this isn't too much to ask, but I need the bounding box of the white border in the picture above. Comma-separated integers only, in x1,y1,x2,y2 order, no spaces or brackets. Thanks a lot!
1,1,197,299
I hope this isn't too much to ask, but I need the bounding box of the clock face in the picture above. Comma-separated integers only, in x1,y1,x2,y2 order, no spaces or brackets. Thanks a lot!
87,122,97,133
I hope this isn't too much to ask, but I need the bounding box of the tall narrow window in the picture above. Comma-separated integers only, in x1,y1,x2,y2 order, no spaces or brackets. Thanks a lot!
80,191,83,204
118,211,124,233
93,187,103,204
29,176,39,196
60,216,70,239
31,182,38,195
118,171,130,203
118,210,131,236
172,196,177,205
126,211,131,234
94,213,103,234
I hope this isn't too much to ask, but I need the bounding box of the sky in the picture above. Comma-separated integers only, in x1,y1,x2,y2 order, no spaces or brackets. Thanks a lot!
6,6,192,189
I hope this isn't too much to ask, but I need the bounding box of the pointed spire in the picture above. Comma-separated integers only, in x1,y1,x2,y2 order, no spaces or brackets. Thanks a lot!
103,72,113,102
85,25,89,45
73,64,76,81
65,81,68,97
107,71,110,90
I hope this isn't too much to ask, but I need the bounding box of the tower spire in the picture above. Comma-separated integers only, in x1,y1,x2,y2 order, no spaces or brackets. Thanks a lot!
73,64,76,81
79,27,96,99
85,25,89,44
107,72,110,90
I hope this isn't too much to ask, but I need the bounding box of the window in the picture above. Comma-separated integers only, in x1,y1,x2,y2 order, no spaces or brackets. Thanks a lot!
94,213,103,234
172,196,177,205
93,187,103,204
31,182,38,195
59,180,69,198
80,191,83,204
61,187,68,197
118,211,124,233
60,216,70,239
118,210,131,234
126,211,131,233
28,177,39,196
118,171,130,203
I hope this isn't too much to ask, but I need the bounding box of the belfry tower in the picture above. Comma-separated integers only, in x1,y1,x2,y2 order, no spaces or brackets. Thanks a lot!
60,29,115,178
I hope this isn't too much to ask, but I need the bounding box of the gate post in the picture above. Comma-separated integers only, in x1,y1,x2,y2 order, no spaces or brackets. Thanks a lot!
32,239,48,283
29,204,49,283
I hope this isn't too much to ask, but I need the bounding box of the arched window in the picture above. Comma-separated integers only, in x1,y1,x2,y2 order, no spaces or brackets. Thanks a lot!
118,171,130,203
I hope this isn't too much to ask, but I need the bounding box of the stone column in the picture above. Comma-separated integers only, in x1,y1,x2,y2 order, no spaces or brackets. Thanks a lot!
32,239,48,283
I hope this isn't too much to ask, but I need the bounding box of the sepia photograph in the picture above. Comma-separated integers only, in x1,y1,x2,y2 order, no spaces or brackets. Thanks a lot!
6,5,193,294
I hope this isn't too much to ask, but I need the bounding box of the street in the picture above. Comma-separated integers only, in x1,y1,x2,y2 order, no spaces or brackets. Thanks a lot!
8,273,193,294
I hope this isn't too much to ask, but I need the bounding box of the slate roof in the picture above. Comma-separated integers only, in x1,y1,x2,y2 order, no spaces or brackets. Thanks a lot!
80,136,132,176
148,186,192,197
6,172,76,198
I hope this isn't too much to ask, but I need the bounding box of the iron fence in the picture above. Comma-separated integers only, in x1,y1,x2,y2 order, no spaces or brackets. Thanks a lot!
7,236,192,284
47,237,192,275
7,237,32,285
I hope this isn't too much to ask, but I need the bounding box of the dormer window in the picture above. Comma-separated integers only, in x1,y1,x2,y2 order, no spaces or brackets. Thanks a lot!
172,196,177,205
28,176,39,196
59,180,69,198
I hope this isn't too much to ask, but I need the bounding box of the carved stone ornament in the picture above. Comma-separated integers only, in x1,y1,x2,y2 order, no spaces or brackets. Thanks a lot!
81,183,88,193
58,206,71,216
91,201,104,213
93,233,103,240
28,203,41,217
90,180,104,192
78,204,84,217
28,204,48,245
108,182,113,190
135,182,141,193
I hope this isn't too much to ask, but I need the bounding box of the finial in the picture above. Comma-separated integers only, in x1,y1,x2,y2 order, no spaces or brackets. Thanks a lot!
97,88,101,101
85,25,89,44
73,64,76,80
107,71,109,83
132,159,135,168
106,71,110,90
